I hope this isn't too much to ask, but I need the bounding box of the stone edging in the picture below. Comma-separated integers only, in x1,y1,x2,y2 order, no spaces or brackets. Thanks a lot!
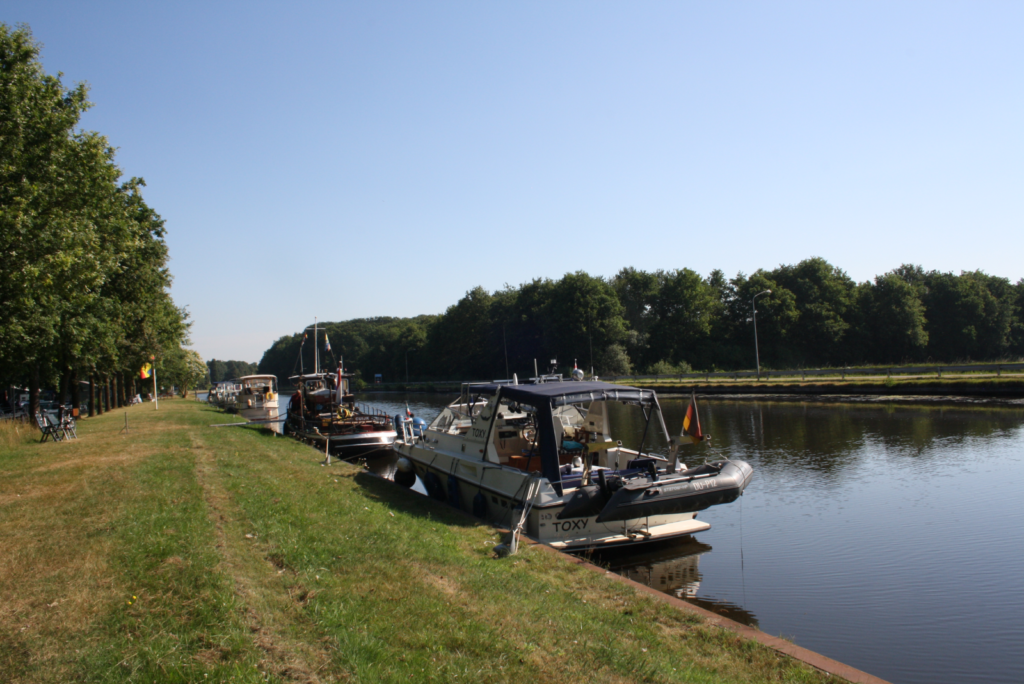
528,538,893,684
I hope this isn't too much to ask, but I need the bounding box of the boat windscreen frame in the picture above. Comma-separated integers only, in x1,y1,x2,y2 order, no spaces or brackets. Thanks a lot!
489,381,664,494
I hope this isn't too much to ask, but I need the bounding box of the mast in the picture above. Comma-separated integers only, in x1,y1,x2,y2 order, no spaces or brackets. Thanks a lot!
314,317,319,374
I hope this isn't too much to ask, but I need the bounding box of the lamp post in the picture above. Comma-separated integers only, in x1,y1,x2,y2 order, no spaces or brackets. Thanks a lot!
752,290,772,381
405,348,417,384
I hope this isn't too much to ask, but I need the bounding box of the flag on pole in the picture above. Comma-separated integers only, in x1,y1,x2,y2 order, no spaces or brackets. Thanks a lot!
324,333,332,353
406,403,413,418
140,363,152,379
682,392,705,444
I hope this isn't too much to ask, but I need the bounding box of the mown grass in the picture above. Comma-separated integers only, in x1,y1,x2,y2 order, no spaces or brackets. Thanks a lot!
1,400,834,683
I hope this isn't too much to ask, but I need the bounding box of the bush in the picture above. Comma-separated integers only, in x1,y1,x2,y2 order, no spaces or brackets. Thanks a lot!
596,344,632,376
646,360,693,375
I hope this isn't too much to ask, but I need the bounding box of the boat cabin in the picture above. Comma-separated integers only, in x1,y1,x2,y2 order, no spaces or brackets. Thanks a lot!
423,381,677,495
288,371,355,418
238,375,277,399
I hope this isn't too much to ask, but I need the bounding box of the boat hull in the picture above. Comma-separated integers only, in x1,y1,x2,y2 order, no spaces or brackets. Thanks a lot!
293,427,397,460
594,460,754,523
239,405,279,423
394,442,712,551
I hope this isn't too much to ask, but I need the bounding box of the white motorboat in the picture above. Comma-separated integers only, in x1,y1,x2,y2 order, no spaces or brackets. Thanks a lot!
391,379,753,551
208,380,242,409
234,375,279,424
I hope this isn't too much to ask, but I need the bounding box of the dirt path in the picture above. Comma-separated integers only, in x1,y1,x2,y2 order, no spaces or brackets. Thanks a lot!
188,430,339,683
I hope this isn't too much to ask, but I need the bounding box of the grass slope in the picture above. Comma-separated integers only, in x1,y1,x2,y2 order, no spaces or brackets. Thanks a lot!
1,400,832,683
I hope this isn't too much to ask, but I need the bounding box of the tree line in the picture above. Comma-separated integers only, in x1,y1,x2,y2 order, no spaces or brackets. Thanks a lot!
0,24,197,417
258,258,1024,385
206,359,259,384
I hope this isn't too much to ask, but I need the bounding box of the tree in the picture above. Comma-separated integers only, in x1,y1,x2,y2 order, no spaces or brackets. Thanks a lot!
724,272,800,369
922,271,1015,361
165,349,207,398
862,272,928,363
647,269,719,370
545,272,627,374
426,286,495,379
611,267,660,370
769,258,856,366
0,23,188,416
0,24,92,416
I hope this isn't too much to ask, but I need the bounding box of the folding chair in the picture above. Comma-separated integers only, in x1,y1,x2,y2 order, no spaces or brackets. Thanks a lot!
35,412,63,443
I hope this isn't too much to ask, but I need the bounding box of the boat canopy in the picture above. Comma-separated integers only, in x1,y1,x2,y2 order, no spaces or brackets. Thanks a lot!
468,381,663,494
468,380,658,408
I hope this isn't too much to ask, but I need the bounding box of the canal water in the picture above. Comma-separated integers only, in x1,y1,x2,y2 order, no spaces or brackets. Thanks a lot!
353,391,1024,684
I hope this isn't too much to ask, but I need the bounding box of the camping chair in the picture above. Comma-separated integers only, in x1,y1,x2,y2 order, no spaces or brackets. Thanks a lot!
35,412,63,443
58,406,78,439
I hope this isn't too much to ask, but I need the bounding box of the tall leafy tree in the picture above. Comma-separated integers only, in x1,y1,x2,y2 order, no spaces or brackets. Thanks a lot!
0,24,92,415
770,258,857,366
611,267,660,371
922,271,1015,361
861,272,929,363
0,24,187,414
647,268,720,370
546,272,627,374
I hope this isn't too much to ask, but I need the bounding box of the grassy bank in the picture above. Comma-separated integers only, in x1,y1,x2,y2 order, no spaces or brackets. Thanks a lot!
624,375,1024,399
1,400,834,683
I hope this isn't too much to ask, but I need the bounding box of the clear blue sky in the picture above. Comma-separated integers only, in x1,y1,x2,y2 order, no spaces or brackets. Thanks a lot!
7,2,1023,363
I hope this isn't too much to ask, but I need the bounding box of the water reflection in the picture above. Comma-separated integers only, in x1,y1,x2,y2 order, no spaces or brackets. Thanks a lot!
588,538,762,627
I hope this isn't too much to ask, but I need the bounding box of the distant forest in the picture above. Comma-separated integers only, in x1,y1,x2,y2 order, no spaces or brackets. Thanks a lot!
257,258,1024,385
207,359,259,383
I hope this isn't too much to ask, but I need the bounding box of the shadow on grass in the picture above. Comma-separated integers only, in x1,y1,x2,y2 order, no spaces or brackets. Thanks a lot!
352,469,481,530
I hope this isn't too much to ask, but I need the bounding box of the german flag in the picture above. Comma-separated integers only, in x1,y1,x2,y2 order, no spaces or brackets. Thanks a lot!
682,392,705,444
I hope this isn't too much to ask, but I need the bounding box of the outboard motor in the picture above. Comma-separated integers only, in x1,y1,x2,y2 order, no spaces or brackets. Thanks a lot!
412,417,427,437
393,414,407,436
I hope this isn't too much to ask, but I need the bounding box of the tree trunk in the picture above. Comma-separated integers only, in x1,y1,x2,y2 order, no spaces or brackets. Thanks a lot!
90,374,98,416
103,375,111,413
28,364,40,419
70,371,81,416
59,367,71,408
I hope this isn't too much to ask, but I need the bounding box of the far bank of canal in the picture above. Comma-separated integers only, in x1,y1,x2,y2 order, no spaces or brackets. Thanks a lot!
358,392,1024,684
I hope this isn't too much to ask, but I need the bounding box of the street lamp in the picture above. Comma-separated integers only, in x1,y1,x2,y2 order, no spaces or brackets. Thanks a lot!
752,290,772,381
405,348,417,384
